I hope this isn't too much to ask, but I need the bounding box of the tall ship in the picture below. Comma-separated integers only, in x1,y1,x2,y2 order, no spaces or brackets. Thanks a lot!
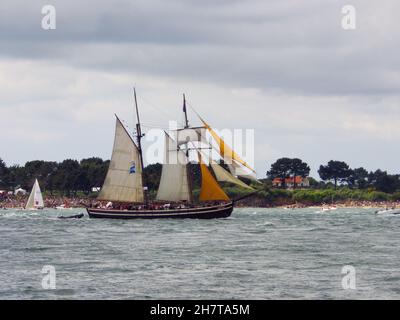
86,89,258,219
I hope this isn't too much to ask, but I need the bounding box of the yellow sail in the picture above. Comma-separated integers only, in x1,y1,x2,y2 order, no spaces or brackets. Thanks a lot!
198,153,230,201
200,118,256,173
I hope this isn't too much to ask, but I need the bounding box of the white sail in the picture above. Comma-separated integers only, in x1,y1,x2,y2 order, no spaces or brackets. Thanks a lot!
25,179,44,209
157,133,191,202
227,159,259,182
210,160,254,190
98,117,144,203
176,127,207,146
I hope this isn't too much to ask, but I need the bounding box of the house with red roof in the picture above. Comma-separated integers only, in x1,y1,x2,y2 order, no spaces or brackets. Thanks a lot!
272,176,310,189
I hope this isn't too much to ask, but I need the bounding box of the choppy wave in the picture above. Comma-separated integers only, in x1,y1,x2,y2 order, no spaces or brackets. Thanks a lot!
0,207,399,299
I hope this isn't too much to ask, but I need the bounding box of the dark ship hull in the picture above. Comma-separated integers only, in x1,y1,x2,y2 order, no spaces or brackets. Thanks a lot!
86,202,234,219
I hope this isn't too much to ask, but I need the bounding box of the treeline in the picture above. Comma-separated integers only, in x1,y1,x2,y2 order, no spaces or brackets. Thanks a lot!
266,158,400,193
0,158,109,194
1,156,399,196
0,158,200,196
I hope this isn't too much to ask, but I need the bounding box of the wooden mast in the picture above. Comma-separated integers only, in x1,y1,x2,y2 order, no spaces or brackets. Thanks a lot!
183,94,189,129
183,94,194,203
133,88,148,206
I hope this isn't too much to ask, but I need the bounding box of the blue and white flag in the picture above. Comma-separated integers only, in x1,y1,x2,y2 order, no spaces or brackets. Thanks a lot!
129,161,136,174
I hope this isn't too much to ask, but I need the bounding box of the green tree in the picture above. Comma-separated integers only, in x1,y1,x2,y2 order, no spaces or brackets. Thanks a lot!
318,160,351,189
347,167,369,189
368,169,386,186
368,170,400,193
79,158,109,193
0,158,9,188
24,160,58,191
307,177,320,188
290,158,310,188
143,163,162,191
375,174,399,193
267,157,292,188
7,165,26,190
267,158,310,188
53,159,80,195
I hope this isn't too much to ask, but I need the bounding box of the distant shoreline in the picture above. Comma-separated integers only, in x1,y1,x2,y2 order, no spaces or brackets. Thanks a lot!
235,201,400,209
1,195,399,210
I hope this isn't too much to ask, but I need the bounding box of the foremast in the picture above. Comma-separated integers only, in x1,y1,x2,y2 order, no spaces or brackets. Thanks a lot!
182,94,194,203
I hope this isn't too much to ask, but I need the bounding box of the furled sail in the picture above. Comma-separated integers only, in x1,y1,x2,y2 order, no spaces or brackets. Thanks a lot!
227,159,259,182
98,116,144,203
176,127,207,146
199,117,256,173
198,153,230,201
210,160,254,190
157,133,191,202
25,179,44,209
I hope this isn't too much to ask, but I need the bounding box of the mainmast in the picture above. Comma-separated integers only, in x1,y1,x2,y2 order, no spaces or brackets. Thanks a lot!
183,94,189,128
133,88,148,205
183,94,194,203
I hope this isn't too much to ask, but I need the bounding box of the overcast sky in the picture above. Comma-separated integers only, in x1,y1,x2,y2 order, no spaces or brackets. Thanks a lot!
1,0,399,178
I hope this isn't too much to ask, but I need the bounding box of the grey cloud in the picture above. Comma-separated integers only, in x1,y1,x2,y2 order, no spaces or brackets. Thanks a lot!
1,0,399,95
1,0,400,176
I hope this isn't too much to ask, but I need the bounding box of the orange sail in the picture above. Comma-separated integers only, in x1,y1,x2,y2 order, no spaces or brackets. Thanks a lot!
198,153,230,201
200,118,256,173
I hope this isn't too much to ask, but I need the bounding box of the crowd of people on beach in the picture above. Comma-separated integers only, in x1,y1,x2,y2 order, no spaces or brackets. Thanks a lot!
0,193,227,210
1,192,399,210
235,198,400,209
0,193,93,209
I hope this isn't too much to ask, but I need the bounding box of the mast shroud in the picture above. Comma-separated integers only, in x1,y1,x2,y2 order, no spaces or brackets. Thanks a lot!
133,88,149,205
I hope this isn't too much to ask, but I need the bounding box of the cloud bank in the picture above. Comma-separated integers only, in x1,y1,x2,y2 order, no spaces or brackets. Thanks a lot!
1,0,399,177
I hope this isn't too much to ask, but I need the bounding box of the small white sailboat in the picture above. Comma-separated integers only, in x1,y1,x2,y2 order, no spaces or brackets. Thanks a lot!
321,206,338,212
55,204,73,210
25,179,44,210
321,195,337,212
376,207,400,215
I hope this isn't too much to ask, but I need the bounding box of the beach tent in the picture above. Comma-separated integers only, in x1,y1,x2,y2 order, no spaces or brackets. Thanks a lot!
14,188,27,195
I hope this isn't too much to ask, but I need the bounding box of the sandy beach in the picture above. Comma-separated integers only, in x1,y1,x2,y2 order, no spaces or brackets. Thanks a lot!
2,194,399,210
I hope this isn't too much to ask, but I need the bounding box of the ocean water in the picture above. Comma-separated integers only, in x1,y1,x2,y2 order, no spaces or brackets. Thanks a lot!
0,207,399,300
